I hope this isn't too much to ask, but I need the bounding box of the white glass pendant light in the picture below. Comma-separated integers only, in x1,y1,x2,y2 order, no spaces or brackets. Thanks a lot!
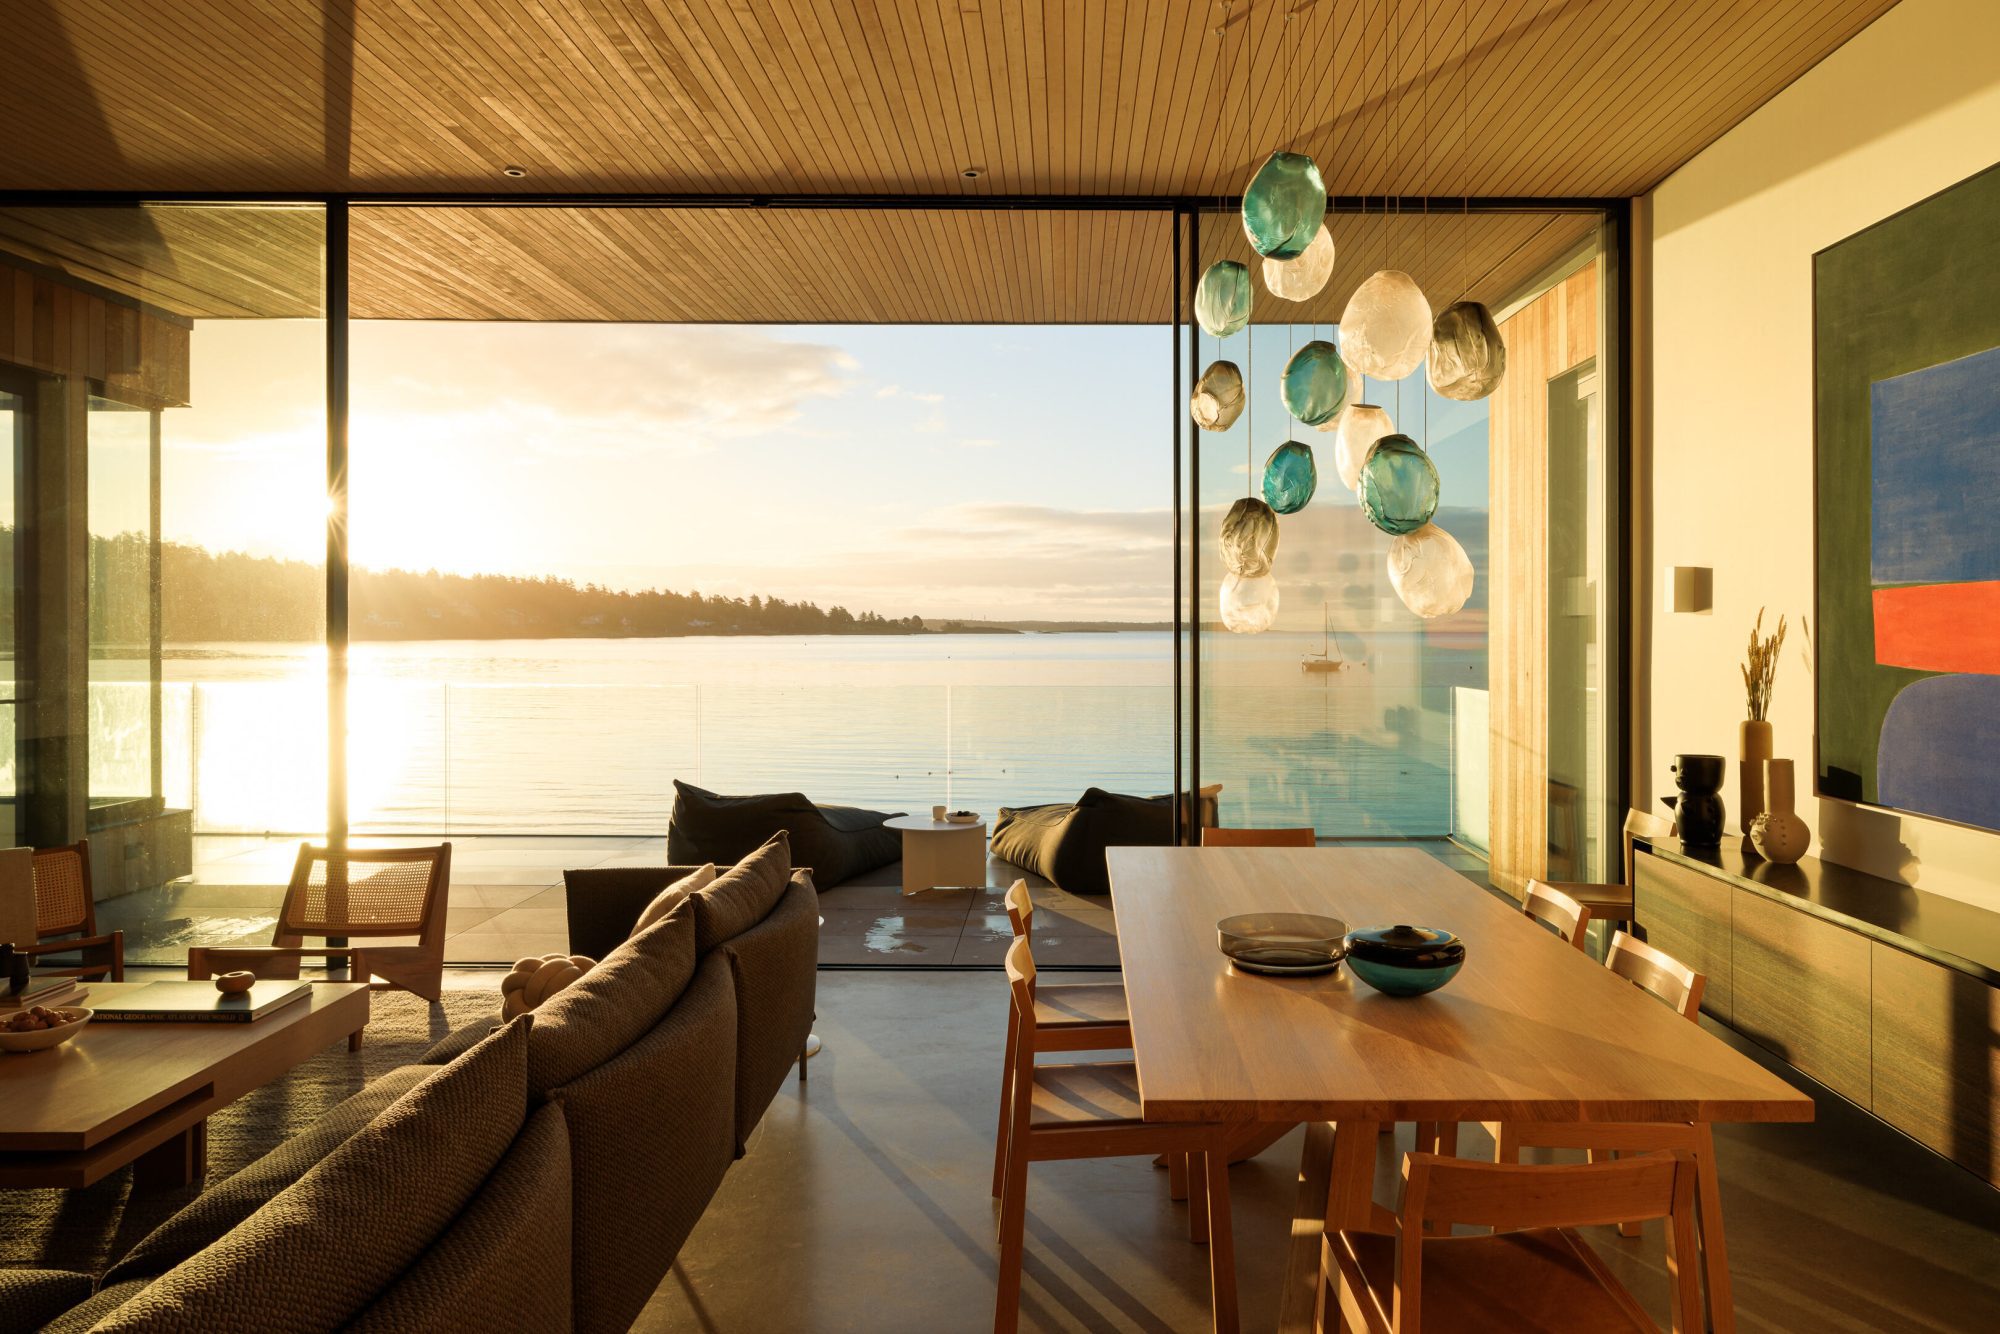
1340,270,1433,380
1220,570,1281,634
1190,360,1246,431
1387,522,1475,618
1330,402,1394,493
1262,223,1336,301
1428,301,1506,400
1219,497,1280,578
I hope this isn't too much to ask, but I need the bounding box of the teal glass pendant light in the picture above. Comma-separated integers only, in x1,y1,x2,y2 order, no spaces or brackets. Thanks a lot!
1280,340,1348,427
1358,435,1439,535
1241,151,1327,260
1196,260,1252,338
1262,441,1319,515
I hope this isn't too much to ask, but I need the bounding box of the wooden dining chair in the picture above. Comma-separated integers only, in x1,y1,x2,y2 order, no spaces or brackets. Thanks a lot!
18,841,123,983
994,938,1238,1334
991,879,1132,1197
1200,826,1317,848
1540,808,1676,938
1521,880,1591,951
1321,1150,1702,1333
189,843,452,1024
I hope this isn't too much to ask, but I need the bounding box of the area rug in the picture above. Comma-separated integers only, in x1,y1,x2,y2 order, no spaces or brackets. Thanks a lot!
0,988,498,1275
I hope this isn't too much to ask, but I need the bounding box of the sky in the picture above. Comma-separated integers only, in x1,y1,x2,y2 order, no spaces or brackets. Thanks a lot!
157,316,1490,624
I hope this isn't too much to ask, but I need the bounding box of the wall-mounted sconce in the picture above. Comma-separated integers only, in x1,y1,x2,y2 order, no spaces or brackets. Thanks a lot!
1667,566,1713,614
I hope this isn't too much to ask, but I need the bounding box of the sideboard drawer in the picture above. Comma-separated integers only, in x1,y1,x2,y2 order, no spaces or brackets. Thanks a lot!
1731,888,1871,1105
1634,852,1733,1021
1872,943,2000,1189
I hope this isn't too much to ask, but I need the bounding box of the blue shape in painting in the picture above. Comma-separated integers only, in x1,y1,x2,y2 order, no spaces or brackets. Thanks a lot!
1877,674,2000,832
1870,345,2000,585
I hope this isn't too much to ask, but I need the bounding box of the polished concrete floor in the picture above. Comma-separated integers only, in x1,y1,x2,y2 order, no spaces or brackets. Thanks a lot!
97,834,1484,970
642,971,2000,1333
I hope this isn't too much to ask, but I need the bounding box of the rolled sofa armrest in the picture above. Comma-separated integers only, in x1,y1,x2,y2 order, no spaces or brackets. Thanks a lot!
562,866,709,959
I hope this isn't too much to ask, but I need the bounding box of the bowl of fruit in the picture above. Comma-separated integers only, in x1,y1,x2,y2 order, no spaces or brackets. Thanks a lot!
0,1005,92,1054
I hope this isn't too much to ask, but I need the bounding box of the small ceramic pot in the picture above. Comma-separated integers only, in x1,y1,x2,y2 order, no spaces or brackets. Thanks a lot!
1344,924,1465,997
1749,759,1811,864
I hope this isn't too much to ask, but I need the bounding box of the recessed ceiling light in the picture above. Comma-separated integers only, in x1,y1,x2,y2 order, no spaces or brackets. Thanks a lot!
961,166,983,180
502,165,528,178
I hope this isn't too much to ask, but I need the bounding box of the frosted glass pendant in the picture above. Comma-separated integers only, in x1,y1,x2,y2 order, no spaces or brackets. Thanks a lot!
1428,301,1506,400
1196,260,1252,338
1262,440,1319,515
1340,270,1433,379
1190,360,1245,431
1219,497,1280,577
1241,151,1327,260
1331,403,1394,492
1280,340,1348,426
1358,434,1440,535
1262,223,1336,301
1221,570,1281,634
1387,522,1475,618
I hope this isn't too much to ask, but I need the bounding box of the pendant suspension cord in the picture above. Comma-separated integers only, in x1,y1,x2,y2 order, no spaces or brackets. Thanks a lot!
1420,0,1430,455
1460,0,1471,303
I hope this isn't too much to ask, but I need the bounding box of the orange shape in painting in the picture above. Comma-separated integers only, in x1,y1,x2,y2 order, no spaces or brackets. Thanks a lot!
1872,581,2000,674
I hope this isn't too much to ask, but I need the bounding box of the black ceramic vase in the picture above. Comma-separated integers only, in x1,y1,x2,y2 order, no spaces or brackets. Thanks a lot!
1668,753,1727,848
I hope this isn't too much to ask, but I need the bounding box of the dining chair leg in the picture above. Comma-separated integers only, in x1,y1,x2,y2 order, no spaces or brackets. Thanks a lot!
991,1014,1019,1199
1188,1149,1211,1245
1694,1124,1736,1332
1168,1151,1189,1201
993,1143,1031,1334
1490,1121,1517,1165
1203,1148,1240,1333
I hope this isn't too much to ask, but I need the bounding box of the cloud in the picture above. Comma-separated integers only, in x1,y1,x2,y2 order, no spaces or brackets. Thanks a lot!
874,384,944,404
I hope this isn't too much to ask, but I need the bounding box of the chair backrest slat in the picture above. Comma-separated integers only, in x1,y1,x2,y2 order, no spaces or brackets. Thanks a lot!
1623,807,1674,888
1521,879,1590,949
31,842,93,939
1404,1150,1682,1232
1200,827,1316,848
1002,879,1033,941
1606,929,1705,1020
278,843,451,939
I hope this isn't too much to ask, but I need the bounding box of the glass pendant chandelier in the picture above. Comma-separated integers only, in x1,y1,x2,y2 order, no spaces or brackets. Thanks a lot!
1429,301,1506,400
1262,440,1319,514
1262,223,1336,301
1190,360,1246,431
1241,151,1327,260
1279,341,1348,426
1358,434,1439,534
1196,260,1252,338
1220,570,1281,634
1387,522,1475,617
1219,497,1280,577
1330,402,1394,493
1340,270,1433,380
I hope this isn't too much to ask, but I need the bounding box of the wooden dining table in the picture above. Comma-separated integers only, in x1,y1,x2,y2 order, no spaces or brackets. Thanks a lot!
1107,845,1813,1332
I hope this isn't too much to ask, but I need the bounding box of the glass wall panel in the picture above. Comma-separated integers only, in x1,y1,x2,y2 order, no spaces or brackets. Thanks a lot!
0,202,326,958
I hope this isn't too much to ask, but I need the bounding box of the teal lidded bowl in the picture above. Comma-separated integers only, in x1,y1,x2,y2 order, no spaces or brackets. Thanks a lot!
1343,924,1464,997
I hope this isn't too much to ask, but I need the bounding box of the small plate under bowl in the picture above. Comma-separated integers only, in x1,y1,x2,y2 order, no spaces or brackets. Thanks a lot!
0,1006,92,1054
943,811,981,825
1218,913,1348,976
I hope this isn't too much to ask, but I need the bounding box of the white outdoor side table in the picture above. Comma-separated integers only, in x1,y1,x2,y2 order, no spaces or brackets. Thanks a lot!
883,815,988,896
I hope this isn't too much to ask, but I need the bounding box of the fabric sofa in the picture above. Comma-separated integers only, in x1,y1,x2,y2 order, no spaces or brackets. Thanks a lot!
988,784,1223,896
10,835,818,1334
666,779,902,886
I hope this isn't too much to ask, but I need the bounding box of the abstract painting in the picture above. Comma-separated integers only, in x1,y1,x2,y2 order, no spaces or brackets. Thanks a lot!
1815,162,2000,834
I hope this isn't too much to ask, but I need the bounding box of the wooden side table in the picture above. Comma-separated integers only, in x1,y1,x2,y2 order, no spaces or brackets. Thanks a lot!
883,816,988,896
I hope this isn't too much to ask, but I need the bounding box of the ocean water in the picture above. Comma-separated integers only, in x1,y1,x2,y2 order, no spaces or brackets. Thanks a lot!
145,632,1479,838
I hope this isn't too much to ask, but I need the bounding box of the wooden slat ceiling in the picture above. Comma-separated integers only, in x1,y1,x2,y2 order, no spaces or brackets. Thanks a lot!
0,0,1897,197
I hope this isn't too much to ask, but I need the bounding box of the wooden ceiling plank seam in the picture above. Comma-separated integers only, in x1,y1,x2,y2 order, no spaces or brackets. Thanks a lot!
1465,0,1627,198
1073,0,1106,201
1153,2,1218,201
696,0,844,193
929,0,994,199
1013,0,1050,196
967,0,1020,191
838,0,934,193
545,0,708,176
607,0,777,180
1101,0,1146,198
859,0,953,194
995,0,1037,194
904,209,966,322
1060,0,1086,194
1449,0,1564,195
788,0,910,195
907,0,981,198
953,0,1008,196
0,208,320,318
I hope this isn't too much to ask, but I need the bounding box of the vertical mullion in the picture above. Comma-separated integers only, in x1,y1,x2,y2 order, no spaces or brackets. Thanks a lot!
149,406,162,807
1187,207,1202,833
326,202,349,851
1171,206,1184,847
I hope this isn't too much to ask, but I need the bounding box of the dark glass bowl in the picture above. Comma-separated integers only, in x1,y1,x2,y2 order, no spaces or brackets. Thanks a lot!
1217,913,1348,976
1344,924,1465,997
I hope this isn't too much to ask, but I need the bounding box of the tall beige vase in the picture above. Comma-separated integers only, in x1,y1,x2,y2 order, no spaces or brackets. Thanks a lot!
1739,719,1772,837
1749,759,1811,864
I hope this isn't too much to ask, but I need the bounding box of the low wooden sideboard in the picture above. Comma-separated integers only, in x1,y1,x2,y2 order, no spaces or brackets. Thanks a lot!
1634,838,2000,1189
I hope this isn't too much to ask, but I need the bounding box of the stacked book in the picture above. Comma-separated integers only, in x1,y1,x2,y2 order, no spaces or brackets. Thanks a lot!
1,976,88,1011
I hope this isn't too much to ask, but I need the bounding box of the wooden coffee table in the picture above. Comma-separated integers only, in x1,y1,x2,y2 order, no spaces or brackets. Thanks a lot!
0,981,371,1189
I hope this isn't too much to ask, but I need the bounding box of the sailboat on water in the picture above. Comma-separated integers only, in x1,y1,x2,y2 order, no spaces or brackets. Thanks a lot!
1301,603,1356,674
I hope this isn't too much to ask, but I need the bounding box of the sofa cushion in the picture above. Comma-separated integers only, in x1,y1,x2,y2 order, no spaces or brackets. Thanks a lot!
417,1011,502,1065
527,901,697,1097
345,1102,573,1334
717,871,820,1153
667,780,901,887
91,1019,531,1334
989,801,1074,884
550,951,737,1334
992,788,1186,896
37,1277,150,1334
0,1268,93,1328
106,1064,435,1284
634,862,715,936
690,832,794,954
